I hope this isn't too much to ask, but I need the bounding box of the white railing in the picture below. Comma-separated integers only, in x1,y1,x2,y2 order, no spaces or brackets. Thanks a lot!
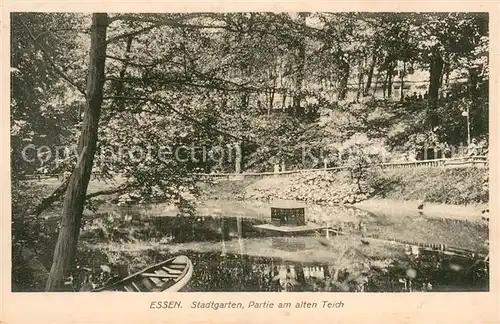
194,156,488,179
379,155,488,169
22,156,488,181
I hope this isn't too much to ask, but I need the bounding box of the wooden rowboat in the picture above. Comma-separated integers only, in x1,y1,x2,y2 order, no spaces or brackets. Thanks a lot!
93,255,193,292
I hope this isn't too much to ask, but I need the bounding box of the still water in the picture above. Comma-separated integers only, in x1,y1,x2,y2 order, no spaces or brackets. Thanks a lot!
76,200,488,292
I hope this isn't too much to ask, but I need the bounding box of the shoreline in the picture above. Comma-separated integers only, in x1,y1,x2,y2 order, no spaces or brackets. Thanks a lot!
73,197,489,223
353,198,488,222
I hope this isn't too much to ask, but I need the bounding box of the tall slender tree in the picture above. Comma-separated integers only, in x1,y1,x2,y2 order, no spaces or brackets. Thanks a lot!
45,13,109,291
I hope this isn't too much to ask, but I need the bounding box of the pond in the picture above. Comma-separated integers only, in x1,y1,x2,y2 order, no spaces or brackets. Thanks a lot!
72,200,488,292
82,199,488,251
14,199,488,292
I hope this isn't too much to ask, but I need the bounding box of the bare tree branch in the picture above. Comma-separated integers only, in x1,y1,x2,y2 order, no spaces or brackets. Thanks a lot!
105,55,158,68
27,177,70,218
106,23,163,45
34,28,91,40
86,184,130,199
25,179,131,218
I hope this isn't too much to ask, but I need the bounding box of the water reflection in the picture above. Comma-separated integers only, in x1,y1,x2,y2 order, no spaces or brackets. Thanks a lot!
77,201,488,292
82,201,487,252
81,212,271,245
165,250,488,292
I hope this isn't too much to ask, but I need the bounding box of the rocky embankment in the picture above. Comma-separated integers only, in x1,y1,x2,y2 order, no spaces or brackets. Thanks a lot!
243,171,370,205
229,167,489,215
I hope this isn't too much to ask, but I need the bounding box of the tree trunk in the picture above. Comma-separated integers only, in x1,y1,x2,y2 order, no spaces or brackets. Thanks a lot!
387,68,393,98
235,142,242,174
364,54,376,96
240,92,249,111
268,66,278,112
372,71,380,97
337,59,350,101
468,67,480,138
468,67,479,97
45,13,108,291
267,76,276,113
382,70,388,98
427,49,444,128
445,63,451,86
293,13,307,110
400,61,406,102
269,88,275,111
356,64,364,102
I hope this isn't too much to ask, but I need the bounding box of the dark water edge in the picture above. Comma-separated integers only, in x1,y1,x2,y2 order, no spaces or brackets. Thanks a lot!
125,250,490,292
12,247,489,293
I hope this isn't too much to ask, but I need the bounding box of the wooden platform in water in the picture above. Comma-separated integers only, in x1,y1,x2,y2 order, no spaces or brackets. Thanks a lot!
253,222,328,234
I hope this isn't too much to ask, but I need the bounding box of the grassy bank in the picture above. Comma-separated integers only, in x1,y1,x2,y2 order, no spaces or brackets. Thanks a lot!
369,167,488,205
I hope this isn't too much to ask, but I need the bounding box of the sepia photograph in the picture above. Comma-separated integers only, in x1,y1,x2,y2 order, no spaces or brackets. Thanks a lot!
10,11,490,295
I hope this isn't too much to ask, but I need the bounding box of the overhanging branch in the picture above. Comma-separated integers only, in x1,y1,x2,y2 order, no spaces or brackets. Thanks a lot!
103,95,262,146
26,179,131,218
86,184,130,199
108,13,203,24
106,55,158,68
19,18,87,97
106,23,163,45
106,13,219,44
27,177,70,218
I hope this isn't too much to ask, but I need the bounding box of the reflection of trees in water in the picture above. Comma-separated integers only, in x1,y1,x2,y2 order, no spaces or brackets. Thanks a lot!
74,213,490,292
180,251,371,292
365,251,488,292
81,213,267,245
177,249,488,292
64,247,489,292
16,209,488,292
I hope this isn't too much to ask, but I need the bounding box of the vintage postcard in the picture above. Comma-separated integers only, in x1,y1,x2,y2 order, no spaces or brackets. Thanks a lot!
1,1,499,323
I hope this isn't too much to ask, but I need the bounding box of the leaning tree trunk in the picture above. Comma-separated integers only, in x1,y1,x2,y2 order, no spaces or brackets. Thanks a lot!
45,13,108,291
427,49,444,128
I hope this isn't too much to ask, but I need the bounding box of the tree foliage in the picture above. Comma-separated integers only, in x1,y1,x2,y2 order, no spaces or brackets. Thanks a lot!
10,12,489,290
